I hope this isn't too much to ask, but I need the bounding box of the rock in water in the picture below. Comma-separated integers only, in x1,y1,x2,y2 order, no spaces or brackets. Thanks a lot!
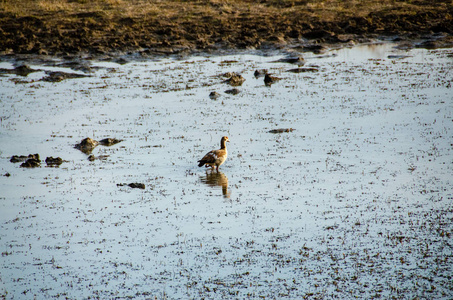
75,138,99,154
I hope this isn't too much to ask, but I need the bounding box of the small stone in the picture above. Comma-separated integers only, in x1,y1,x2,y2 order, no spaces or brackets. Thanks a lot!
209,91,221,99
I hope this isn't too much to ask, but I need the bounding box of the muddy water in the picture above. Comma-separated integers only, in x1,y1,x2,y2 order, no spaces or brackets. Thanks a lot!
1,43,452,299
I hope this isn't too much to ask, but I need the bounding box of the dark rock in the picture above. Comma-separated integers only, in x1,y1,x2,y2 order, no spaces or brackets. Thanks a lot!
45,156,63,166
3,172,11,177
268,128,295,133
20,158,41,168
264,74,281,86
98,138,123,146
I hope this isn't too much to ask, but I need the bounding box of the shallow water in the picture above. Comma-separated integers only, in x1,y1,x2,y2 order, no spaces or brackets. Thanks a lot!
1,43,452,299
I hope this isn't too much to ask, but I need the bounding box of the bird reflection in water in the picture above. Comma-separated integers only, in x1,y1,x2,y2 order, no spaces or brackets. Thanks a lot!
200,171,230,198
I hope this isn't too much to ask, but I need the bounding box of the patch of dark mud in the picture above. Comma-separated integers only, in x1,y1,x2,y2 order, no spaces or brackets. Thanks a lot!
43,61,102,73
41,71,91,82
0,65,39,76
287,67,319,73
415,35,453,49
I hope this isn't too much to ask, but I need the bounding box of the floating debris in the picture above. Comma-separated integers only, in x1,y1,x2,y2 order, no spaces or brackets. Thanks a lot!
117,183,146,189
268,128,295,133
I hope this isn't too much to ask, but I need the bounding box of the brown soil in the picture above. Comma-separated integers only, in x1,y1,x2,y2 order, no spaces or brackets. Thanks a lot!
0,0,452,56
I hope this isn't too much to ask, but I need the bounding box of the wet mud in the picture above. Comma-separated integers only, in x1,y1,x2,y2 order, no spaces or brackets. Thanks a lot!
0,43,452,299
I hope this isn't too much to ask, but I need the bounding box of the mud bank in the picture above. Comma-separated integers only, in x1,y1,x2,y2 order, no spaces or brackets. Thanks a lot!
0,0,452,56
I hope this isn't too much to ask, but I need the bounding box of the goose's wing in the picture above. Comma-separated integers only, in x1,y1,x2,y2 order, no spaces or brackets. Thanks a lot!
198,150,219,166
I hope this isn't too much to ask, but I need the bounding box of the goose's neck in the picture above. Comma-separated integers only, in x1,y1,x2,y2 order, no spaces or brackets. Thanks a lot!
220,140,227,150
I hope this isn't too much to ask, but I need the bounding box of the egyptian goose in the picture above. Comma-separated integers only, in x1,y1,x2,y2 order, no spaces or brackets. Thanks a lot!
198,136,229,172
